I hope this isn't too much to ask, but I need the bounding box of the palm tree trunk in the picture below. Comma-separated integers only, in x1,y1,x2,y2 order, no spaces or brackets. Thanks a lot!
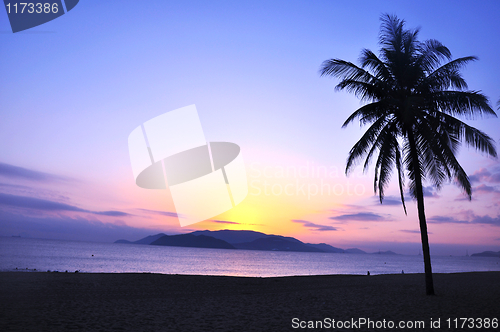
407,131,435,295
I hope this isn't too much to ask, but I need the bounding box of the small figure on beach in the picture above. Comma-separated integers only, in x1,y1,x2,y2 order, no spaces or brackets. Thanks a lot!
401,270,404,274
367,271,370,276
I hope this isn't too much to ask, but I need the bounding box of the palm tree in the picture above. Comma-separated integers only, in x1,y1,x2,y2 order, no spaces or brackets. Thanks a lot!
320,14,497,295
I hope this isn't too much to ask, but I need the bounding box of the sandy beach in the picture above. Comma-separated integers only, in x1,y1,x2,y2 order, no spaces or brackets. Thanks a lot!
1,271,499,331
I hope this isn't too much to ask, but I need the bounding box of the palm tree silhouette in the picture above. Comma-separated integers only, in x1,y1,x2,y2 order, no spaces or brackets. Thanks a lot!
320,14,497,295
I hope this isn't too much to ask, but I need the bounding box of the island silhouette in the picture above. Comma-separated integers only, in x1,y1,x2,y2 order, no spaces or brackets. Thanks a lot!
115,230,399,254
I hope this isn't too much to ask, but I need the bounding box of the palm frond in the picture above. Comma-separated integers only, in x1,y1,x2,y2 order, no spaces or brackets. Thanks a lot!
362,120,397,172
345,116,391,173
374,125,399,202
431,90,497,118
416,39,451,74
335,79,384,102
342,101,391,128
359,49,393,82
421,56,477,91
319,59,379,83
440,113,497,157
395,143,407,214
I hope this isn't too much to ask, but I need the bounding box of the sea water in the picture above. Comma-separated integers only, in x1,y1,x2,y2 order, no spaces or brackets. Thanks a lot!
1,236,499,277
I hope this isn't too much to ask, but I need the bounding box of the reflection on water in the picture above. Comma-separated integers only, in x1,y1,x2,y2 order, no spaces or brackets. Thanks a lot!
1,237,499,276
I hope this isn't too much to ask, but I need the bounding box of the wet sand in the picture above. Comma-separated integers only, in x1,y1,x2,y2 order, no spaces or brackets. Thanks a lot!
1,271,499,331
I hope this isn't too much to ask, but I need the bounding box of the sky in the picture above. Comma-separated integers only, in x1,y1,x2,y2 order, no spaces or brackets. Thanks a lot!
1,0,499,255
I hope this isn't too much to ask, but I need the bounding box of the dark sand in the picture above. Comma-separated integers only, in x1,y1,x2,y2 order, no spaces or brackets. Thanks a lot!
1,272,499,331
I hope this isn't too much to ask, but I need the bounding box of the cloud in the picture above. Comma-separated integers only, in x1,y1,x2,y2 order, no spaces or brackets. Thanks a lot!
469,168,490,183
136,208,179,218
0,192,87,212
469,215,500,226
93,211,130,217
373,196,404,206
399,229,432,234
330,212,386,222
0,210,164,243
428,214,500,226
492,173,500,183
0,182,32,189
427,215,468,224
372,195,434,210
209,220,240,225
473,184,500,194
422,186,439,198
0,193,130,217
0,162,68,182
371,187,437,207
291,219,337,231
454,196,473,202
470,167,500,184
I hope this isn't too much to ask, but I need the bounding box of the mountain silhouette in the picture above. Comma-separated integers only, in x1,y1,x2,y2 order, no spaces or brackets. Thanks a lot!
306,243,344,253
191,230,270,244
115,229,375,253
150,234,235,249
115,233,166,245
233,236,323,252
371,250,398,255
471,251,500,258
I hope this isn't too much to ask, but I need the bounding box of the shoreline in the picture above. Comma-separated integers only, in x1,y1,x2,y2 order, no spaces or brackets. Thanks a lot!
2,268,500,276
1,271,499,331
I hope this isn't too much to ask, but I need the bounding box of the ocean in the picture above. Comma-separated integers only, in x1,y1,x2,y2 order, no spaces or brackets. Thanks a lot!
1,236,499,277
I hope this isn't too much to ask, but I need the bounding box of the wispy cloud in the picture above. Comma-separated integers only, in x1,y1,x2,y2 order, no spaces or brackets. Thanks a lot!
373,196,404,206
469,167,500,184
469,214,500,226
291,219,337,231
422,186,439,198
136,208,179,218
209,220,240,225
399,229,432,234
427,215,468,224
0,193,130,217
454,196,474,202
93,211,130,217
330,212,387,222
428,214,500,226
372,186,437,206
473,184,500,194
0,182,32,189
0,162,69,182
0,210,161,243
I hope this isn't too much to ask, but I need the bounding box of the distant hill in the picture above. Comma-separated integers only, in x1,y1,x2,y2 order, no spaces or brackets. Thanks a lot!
115,239,132,244
150,234,235,249
371,250,398,255
306,243,344,253
191,230,270,244
471,251,500,258
344,248,367,254
134,233,167,244
115,233,166,245
115,230,379,254
234,236,322,252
